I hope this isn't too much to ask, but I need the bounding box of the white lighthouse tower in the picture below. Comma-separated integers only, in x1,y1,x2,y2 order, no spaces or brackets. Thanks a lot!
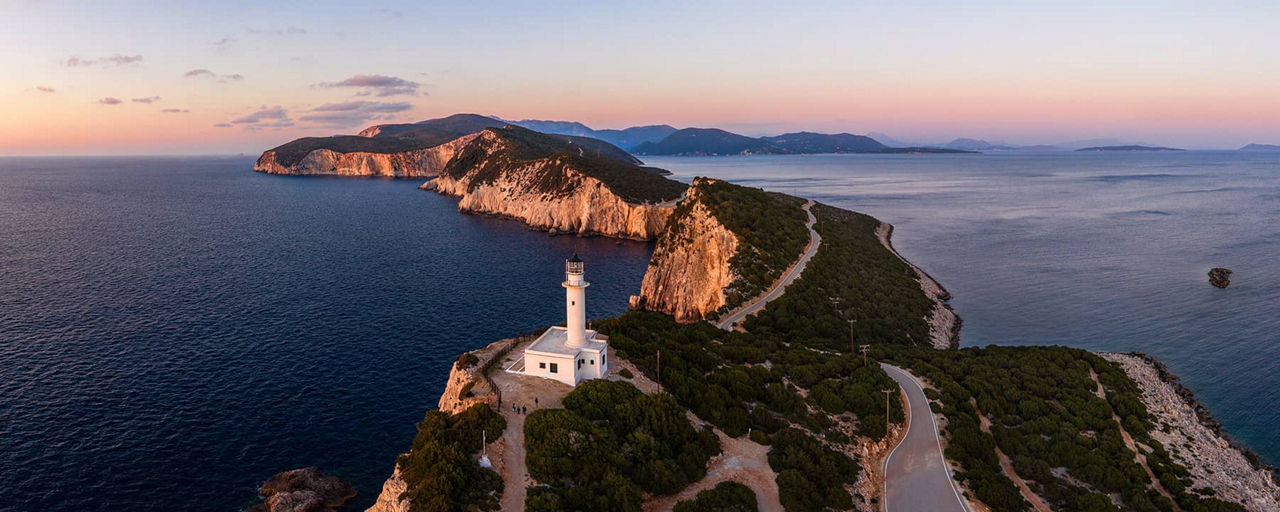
564,253,588,348
518,254,610,386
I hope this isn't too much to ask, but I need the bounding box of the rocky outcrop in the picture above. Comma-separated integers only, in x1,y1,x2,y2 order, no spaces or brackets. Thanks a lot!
876,222,961,349
630,180,739,322
247,467,355,512
365,466,409,512
1101,353,1280,511
1209,267,1232,288
254,133,479,177
424,130,675,240
366,338,516,512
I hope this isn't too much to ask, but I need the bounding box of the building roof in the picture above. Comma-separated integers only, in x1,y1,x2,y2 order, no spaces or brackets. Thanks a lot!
525,326,607,357
568,253,582,263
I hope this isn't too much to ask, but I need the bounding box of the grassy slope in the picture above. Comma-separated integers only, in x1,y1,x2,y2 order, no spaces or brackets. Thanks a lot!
742,203,935,348
660,179,809,315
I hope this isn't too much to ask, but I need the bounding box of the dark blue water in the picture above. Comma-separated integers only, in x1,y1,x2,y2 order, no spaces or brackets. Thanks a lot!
0,157,652,511
648,151,1280,467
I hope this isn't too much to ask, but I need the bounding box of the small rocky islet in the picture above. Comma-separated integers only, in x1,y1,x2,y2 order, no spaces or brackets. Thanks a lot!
1209,267,1233,288
246,467,354,512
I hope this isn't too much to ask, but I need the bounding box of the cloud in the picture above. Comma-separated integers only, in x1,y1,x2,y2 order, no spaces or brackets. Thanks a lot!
161,108,189,113
131,96,161,103
212,37,235,48
36,86,55,93
314,74,421,96
98,97,123,105
248,26,306,37
230,105,290,124
186,69,245,82
66,54,143,67
299,100,413,127
213,123,232,128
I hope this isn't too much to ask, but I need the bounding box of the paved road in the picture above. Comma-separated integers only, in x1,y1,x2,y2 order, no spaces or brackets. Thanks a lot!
881,363,969,512
716,200,820,330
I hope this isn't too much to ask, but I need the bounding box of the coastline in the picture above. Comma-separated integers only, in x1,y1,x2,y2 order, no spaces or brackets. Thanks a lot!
1100,352,1280,511
875,222,961,349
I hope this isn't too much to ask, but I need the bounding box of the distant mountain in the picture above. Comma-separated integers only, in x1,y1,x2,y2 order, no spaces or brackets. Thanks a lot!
762,132,886,153
1054,138,1151,150
634,128,788,155
940,138,1018,151
1075,145,1184,152
1240,143,1280,151
635,128,972,156
509,120,677,151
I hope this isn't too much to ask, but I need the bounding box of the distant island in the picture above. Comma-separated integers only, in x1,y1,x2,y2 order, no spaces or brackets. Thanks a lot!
1076,145,1185,152
632,127,973,156
1239,143,1280,151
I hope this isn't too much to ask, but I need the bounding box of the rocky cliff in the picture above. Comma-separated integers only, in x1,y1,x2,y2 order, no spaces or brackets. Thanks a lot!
629,180,740,322
424,128,682,240
254,133,479,177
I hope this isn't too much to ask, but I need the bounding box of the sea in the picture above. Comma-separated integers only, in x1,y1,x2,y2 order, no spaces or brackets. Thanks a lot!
0,151,1276,511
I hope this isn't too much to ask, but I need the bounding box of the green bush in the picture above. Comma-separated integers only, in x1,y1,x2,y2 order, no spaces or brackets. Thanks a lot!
396,404,506,512
525,380,722,503
673,481,758,512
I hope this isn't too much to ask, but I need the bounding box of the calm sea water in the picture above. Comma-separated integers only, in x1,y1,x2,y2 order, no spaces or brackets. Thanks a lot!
648,151,1280,467
0,157,653,511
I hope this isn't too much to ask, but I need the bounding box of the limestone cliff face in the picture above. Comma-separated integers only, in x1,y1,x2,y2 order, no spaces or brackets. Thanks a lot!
629,181,739,322
365,466,408,512
424,131,674,240
253,133,478,177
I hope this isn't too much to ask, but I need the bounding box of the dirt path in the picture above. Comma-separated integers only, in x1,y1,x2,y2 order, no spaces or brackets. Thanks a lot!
716,200,819,330
488,341,575,512
970,398,1053,512
643,415,783,512
1089,368,1181,510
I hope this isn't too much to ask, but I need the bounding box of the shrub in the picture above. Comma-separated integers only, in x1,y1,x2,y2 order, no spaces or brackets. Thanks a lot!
673,481,758,512
396,404,505,512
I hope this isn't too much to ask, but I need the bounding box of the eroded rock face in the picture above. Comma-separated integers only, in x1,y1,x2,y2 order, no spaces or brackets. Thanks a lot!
247,467,355,512
630,181,739,322
253,133,479,177
424,131,673,240
1209,267,1232,288
365,466,409,512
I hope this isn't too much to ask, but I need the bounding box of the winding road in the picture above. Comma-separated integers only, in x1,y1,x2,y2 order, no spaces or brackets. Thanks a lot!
881,363,970,512
715,200,820,330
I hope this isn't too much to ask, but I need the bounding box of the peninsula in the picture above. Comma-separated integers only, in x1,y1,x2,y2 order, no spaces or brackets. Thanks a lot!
254,115,1277,512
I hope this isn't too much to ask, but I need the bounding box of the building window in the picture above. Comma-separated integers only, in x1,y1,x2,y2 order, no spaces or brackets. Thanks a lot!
550,363,558,373
539,362,546,369
589,359,594,365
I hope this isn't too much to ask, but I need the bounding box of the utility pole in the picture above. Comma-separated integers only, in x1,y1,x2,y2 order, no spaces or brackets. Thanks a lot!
859,344,871,366
848,319,857,352
655,349,661,394
883,389,894,431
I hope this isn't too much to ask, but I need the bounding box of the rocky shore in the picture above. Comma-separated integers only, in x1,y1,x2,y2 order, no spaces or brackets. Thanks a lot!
1101,352,1280,511
875,222,961,349
247,467,355,512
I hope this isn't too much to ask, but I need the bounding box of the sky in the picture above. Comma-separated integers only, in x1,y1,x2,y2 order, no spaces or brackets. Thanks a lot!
3,0,1280,154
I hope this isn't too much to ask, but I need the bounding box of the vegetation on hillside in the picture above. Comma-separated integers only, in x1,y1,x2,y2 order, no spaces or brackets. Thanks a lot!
396,404,506,512
743,203,935,348
661,179,809,315
634,127,974,155
672,481,758,512
442,125,687,204
524,380,721,511
597,311,904,510
886,345,1247,512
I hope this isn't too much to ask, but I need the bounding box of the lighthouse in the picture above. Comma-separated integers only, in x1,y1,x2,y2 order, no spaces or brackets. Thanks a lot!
516,254,610,386
564,253,588,348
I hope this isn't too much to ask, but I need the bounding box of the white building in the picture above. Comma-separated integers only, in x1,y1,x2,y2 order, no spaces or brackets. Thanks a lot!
521,254,609,386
